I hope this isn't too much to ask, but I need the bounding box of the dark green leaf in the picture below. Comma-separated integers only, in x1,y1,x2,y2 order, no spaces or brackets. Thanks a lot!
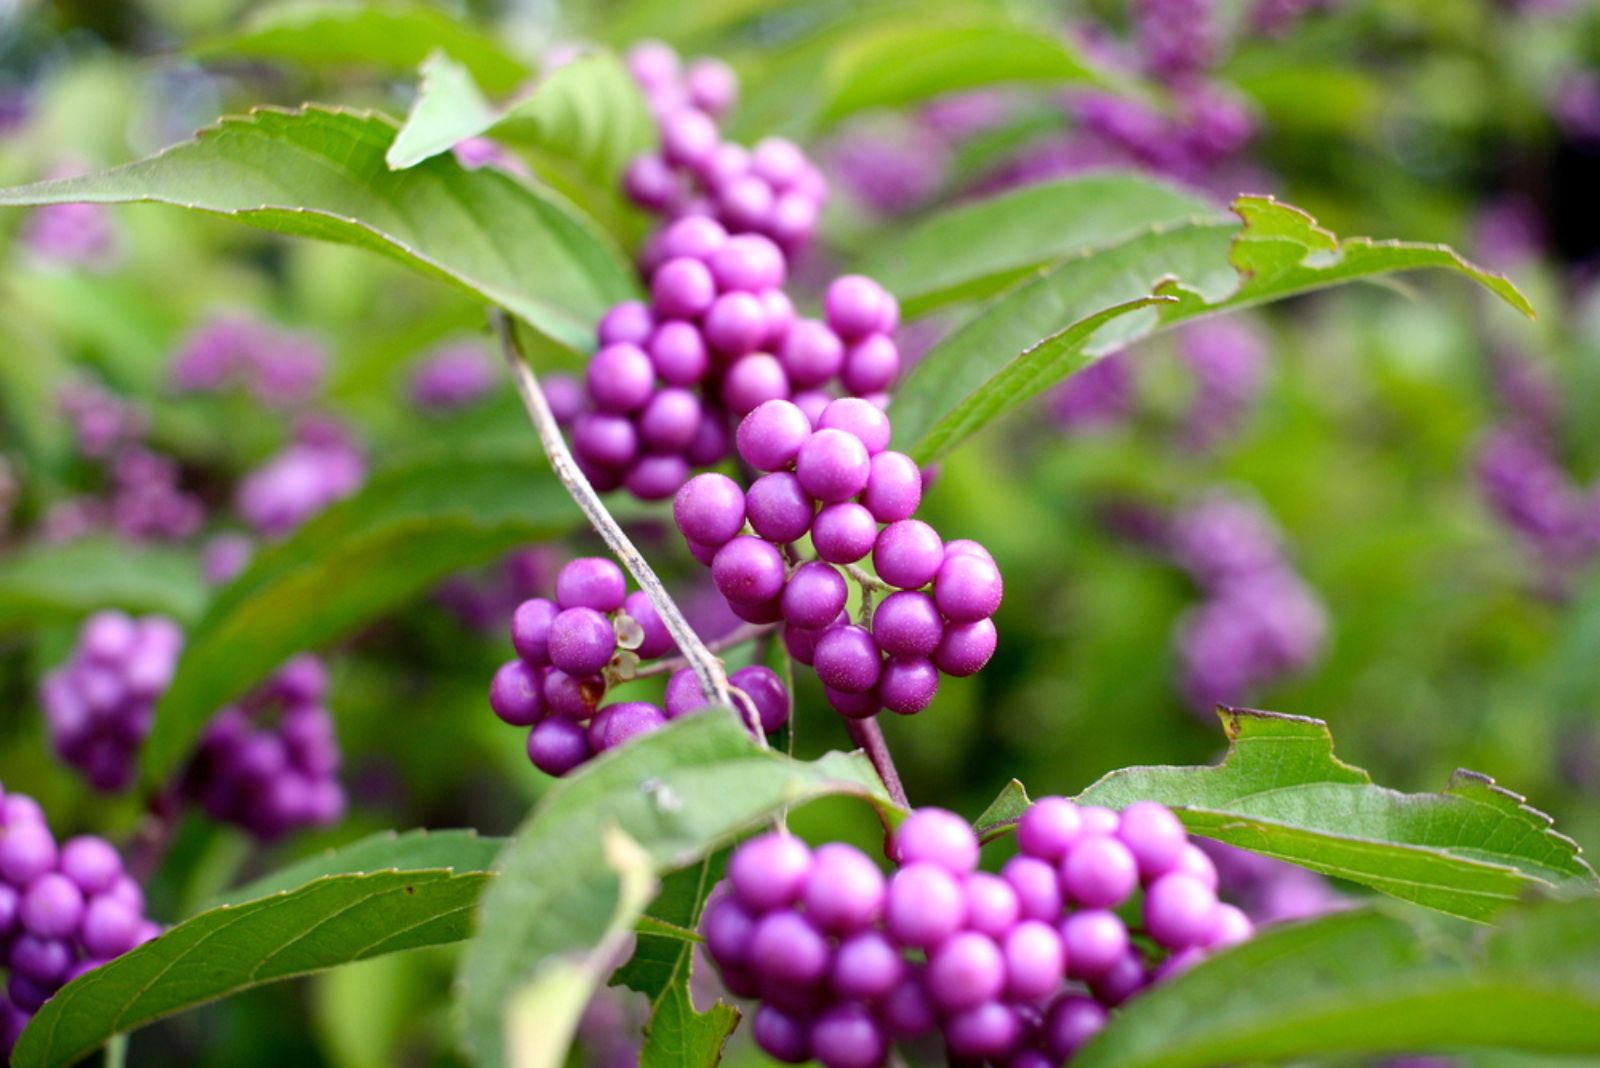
1073,708,1595,921
0,107,635,351
817,21,1117,127
142,452,603,787
209,829,507,910
888,195,1535,463
458,713,902,1067
0,539,207,630
13,866,494,1068
974,779,1031,843
195,0,531,93
858,173,1218,318
1075,896,1600,1068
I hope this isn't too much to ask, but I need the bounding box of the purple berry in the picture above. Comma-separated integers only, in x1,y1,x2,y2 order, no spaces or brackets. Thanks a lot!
687,57,737,117
704,291,768,356
717,175,776,233
624,154,680,210
753,1005,811,1064
796,429,872,503
702,894,756,967
803,842,885,932
817,398,890,455
556,558,627,614
722,354,791,417
712,536,787,605
749,910,830,986
709,234,785,292
781,561,848,629
824,275,894,341
660,108,719,168
944,1001,1021,1060
19,873,83,940
621,591,674,660
934,552,1003,623
1174,843,1219,890
873,520,943,590
652,257,717,319
841,335,900,395
1062,909,1130,979
1205,902,1254,948
586,343,656,413
861,452,922,523
872,592,943,659
1117,801,1188,880
542,669,604,720
1003,920,1065,1000
547,607,617,676
831,930,903,999
8,934,70,983
729,596,784,625
1002,855,1062,922
663,667,709,719
1143,873,1219,950
1044,995,1107,1060
877,658,938,715
730,834,812,912
745,472,815,543
0,825,57,885
58,837,120,896
881,975,938,1036
886,862,967,948
526,718,591,776
1017,797,1083,861
590,701,667,752
824,685,881,720
623,454,690,501
1090,951,1147,1006
813,625,883,694
648,321,710,385
729,665,791,733
674,473,746,547
897,809,980,873
598,300,654,346
737,399,812,472
812,503,879,564
511,598,559,666
809,1003,885,1068
963,872,1021,937
638,388,703,451
1062,836,1139,909
933,619,997,677
489,660,546,726
780,319,845,388
80,895,139,958
927,931,1005,1010
572,413,639,469
656,215,727,262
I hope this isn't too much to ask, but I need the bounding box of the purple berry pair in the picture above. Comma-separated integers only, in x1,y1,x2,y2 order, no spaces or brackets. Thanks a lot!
0,786,160,1054
673,396,1001,718
489,556,791,776
183,655,345,839
700,799,1251,1068
39,612,183,792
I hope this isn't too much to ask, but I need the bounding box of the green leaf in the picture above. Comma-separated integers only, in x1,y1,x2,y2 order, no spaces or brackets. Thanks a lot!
817,21,1116,127
195,0,531,94
858,173,1218,318
0,106,635,351
973,779,1031,844
209,829,508,910
888,195,1535,463
458,713,902,1068
142,451,603,788
13,864,496,1068
0,539,208,631
615,858,740,1068
1075,896,1600,1068
385,51,498,170
504,829,659,1068
1073,708,1595,921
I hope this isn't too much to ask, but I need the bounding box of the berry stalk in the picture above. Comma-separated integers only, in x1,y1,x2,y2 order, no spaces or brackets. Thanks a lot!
492,310,759,740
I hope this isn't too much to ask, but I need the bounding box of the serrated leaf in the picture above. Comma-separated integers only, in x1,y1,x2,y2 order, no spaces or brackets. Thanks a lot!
858,173,1217,317
195,0,531,93
210,829,508,910
505,829,658,1068
0,539,208,630
0,106,635,351
1072,708,1595,921
888,195,1534,463
13,867,493,1068
817,21,1117,127
142,452,606,788
458,713,902,1068
386,51,499,170
1074,896,1600,1068
974,779,1031,844
615,857,739,1068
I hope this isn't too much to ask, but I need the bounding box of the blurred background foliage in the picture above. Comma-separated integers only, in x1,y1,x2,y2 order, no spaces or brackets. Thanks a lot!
0,0,1597,1064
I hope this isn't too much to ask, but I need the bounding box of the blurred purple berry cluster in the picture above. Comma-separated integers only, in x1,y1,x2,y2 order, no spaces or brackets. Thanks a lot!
673,395,1001,719
183,656,344,839
170,314,327,409
20,162,117,268
408,341,498,413
0,788,159,1053
1166,494,1326,711
701,800,1252,1068
489,556,791,776
235,419,365,538
39,612,183,792
1198,839,1345,925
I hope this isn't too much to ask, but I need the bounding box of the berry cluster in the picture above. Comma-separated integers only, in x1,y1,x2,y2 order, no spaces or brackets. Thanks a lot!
39,612,183,792
673,396,1000,718
1167,494,1325,711
0,787,158,1052
235,419,365,538
409,341,497,413
183,656,344,839
700,800,1251,1068
170,314,327,410
21,171,116,269
490,556,790,776
1197,839,1344,925
623,41,824,254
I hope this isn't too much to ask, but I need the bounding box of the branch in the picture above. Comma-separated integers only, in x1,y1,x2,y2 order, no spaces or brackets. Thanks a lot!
492,311,763,743
846,717,910,811
632,621,780,679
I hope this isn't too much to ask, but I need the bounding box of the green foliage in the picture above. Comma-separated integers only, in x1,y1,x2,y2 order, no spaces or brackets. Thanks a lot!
13,833,502,1068
889,195,1534,463
458,714,901,1068
1072,709,1595,921
193,1,531,93
142,453,598,787
0,539,207,630
0,107,635,350
1076,896,1600,1068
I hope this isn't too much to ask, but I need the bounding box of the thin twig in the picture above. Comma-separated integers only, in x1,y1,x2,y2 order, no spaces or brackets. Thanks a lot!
841,561,895,593
846,717,909,811
632,621,780,679
492,311,764,743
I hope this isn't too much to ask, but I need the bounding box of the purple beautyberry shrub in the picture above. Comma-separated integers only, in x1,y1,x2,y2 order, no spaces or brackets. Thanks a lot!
0,787,160,1053
183,656,345,839
700,799,1253,1067
39,612,183,792
489,556,791,777
673,396,1001,719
